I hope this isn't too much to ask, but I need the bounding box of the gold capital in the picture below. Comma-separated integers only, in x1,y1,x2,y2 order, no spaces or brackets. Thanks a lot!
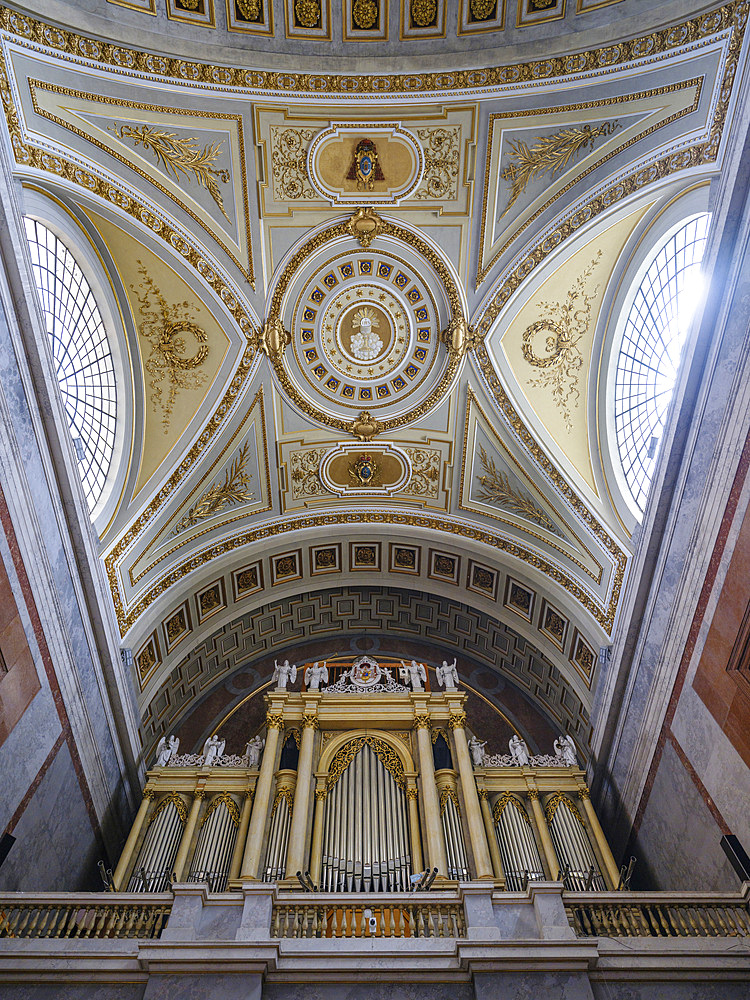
406,787,419,801
315,788,327,802
414,714,431,730
266,712,284,730
527,789,539,801
578,787,590,800
302,713,319,730
447,711,467,730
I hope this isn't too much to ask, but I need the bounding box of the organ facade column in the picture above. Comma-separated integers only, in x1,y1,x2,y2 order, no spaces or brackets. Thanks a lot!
240,705,285,879
527,786,561,879
113,788,156,890
173,788,205,881
577,787,621,888
448,708,494,880
413,704,448,875
285,704,319,876
406,780,423,874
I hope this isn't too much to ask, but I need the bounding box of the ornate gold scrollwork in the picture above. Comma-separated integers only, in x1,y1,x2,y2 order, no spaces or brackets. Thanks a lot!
346,206,383,247
326,735,405,790
261,315,291,362
493,792,532,826
349,411,382,442
441,314,481,358
545,791,586,827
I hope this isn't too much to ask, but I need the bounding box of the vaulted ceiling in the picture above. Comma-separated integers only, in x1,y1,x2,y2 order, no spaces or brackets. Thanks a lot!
2,0,745,761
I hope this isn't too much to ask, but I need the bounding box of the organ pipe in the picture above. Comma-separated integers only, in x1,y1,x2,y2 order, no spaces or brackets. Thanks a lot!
545,793,606,890
127,793,186,892
188,793,240,892
440,790,469,880
493,793,545,890
321,740,411,892
264,789,293,882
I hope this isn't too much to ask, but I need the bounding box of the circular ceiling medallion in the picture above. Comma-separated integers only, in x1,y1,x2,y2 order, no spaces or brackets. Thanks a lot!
265,214,467,434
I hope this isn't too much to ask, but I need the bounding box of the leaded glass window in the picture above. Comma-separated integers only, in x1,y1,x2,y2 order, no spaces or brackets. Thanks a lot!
614,215,709,513
24,218,117,512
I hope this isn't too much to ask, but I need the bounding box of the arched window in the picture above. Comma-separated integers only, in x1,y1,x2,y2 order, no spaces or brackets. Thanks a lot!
613,215,709,513
24,218,118,513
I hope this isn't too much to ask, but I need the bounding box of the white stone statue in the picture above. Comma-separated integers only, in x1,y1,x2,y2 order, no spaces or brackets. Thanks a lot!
272,658,297,689
202,734,225,766
509,734,530,766
155,734,179,767
304,661,329,691
468,735,487,767
554,734,578,767
436,657,459,689
244,735,265,767
399,659,427,691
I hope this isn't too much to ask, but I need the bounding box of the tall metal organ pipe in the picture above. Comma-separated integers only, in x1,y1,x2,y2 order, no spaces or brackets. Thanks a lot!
546,794,606,890
188,794,240,892
127,794,186,892
441,792,469,880
263,792,292,882
321,741,411,892
493,794,545,890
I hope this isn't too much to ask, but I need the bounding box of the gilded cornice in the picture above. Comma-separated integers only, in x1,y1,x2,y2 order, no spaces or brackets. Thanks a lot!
0,3,742,95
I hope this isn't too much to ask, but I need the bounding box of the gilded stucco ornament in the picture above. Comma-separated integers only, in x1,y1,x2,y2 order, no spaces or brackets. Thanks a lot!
261,315,291,361
441,314,482,358
350,411,382,441
346,206,384,247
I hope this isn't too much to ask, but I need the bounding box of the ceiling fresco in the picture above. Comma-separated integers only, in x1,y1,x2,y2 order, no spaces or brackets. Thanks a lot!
1,0,746,757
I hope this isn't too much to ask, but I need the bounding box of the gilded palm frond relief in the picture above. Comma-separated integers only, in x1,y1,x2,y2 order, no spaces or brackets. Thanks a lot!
111,123,231,220
500,121,620,217
173,442,254,533
476,446,557,534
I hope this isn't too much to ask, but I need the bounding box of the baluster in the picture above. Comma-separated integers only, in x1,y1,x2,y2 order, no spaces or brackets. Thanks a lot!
687,906,707,936
388,907,395,938
18,907,35,936
417,906,426,937
702,906,720,935
670,906,690,936
35,907,52,938
408,905,416,938
654,905,671,936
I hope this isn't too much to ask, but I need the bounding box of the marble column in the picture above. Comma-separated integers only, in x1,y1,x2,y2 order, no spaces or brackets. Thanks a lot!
527,788,560,879
240,711,284,879
414,711,448,874
479,789,505,885
113,788,156,890
406,781,423,874
285,709,318,876
449,711,494,879
227,789,254,883
173,790,204,882
578,788,621,888
308,785,327,884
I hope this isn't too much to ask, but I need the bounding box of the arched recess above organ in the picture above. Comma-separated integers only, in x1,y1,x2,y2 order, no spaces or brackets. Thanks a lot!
143,623,570,770
136,585,595,765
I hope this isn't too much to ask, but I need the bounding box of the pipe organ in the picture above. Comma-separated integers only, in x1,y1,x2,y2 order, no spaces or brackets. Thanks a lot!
114,654,620,895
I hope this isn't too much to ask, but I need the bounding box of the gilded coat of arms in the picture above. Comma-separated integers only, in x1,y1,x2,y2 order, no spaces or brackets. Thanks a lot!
347,138,384,191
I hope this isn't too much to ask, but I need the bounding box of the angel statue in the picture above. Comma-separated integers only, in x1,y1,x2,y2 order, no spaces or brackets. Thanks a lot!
155,734,179,767
244,735,265,767
468,735,487,767
436,657,459,689
272,658,297,689
202,734,225,767
509,734,530,766
399,659,427,691
554,733,578,767
304,661,329,691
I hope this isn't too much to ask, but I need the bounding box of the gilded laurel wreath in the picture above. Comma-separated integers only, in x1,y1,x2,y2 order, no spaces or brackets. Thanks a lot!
111,123,231,221
521,254,601,432
133,264,210,432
